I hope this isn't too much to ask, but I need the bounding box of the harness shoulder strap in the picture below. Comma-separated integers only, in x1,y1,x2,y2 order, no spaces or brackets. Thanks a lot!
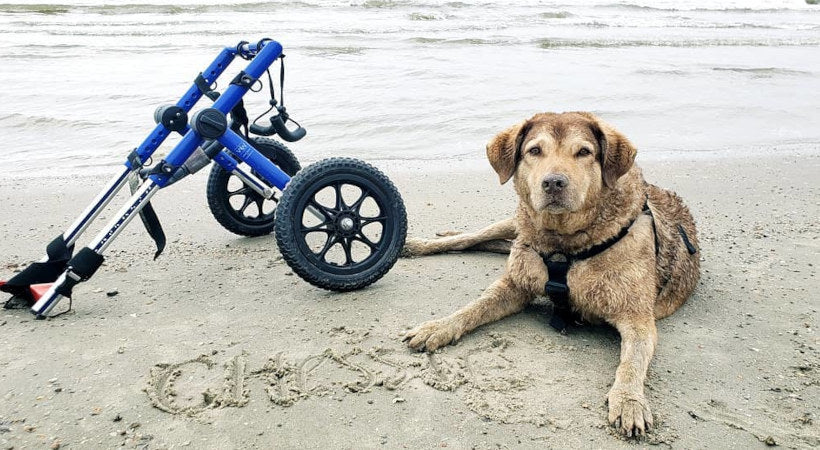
643,197,660,257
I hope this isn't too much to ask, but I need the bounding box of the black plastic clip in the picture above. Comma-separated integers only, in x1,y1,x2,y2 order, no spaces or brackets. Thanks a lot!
194,73,220,101
127,149,143,170
545,280,569,296
230,70,258,89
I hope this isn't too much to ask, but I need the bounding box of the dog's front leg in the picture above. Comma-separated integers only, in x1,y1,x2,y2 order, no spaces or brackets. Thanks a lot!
506,241,548,295
607,317,658,437
404,275,532,352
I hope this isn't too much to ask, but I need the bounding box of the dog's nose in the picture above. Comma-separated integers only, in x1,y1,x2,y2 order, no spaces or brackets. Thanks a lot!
542,174,569,193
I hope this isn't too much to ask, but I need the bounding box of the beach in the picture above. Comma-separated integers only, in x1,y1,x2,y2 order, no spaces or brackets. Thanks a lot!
1,150,818,448
1,0,820,448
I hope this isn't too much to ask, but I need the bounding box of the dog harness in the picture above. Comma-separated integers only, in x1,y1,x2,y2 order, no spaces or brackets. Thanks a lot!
539,200,656,332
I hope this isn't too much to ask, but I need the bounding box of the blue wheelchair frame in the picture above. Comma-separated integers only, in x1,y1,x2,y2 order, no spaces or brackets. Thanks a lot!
30,39,293,317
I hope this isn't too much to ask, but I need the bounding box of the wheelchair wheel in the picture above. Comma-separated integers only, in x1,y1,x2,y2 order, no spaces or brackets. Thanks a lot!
206,138,300,237
274,157,407,291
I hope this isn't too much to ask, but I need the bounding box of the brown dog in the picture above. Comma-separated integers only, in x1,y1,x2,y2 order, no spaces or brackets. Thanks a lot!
402,112,700,437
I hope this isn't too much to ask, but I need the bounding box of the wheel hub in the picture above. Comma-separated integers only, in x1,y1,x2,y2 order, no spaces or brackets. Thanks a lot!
334,213,359,237
340,217,355,232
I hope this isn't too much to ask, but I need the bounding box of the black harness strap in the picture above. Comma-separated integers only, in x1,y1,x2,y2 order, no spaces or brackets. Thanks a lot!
540,200,654,332
678,224,698,255
128,175,166,260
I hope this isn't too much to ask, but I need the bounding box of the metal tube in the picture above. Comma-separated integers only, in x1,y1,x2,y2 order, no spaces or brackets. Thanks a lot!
63,167,131,246
30,179,161,318
232,166,273,198
30,271,71,317
90,179,161,254
218,129,291,190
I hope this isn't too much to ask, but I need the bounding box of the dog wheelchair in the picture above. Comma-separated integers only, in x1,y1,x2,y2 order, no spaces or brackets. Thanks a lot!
1,38,407,318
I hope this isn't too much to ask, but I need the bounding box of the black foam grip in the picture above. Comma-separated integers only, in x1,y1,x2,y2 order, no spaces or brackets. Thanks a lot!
270,115,306,142
68,248,105,281
52,248,104,300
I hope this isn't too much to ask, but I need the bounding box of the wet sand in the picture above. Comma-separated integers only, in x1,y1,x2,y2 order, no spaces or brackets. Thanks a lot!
0,150,818,449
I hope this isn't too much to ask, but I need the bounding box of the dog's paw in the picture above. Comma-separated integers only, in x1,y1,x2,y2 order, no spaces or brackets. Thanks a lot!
402,318,462,352
607,388,653,438
434,230,463,237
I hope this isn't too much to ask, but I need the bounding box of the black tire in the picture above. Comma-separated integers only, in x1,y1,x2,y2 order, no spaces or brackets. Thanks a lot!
206,138,301,237
274,157,407,291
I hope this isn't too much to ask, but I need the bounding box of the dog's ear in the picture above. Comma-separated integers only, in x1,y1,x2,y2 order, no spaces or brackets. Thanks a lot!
486,121,529,185
575,112,637,188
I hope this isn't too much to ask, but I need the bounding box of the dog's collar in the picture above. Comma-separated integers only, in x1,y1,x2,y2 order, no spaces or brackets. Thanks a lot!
532,199,652,263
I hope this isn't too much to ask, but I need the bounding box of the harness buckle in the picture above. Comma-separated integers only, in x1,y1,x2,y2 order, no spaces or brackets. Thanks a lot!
545,280,569,295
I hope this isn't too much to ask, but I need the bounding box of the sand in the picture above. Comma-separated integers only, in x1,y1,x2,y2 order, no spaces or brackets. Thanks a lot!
0,149,818,449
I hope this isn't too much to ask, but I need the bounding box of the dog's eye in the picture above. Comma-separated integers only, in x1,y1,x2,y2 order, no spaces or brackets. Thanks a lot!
577,147,592,157
528,147,541,156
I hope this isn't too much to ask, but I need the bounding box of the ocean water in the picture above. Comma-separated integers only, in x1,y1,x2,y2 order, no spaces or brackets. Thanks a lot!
0,0,818,176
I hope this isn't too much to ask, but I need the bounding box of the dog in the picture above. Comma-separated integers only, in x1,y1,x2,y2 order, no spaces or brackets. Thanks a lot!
402,112,700,437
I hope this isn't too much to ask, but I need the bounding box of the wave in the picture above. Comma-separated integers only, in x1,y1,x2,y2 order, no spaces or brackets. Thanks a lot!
0,4,70,14
540,11,574,19
0,2,294,15
300,45,369,56
537,38,820,49
1,1,811,17
0,0,506,16
408,12,443,20
0,113,110,129
712,67,812,76
410,36,515,45
595,3,808,13
576,22,783,30
634,68,689,76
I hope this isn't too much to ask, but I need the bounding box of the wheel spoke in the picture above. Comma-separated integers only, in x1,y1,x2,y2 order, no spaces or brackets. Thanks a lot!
317,234,339,261
255,197,267,216
350,188,370,213
308,199,335,219
238,196,254,215
333,183,344,210
300,220,332,234
229,186,251,197
352,232,378,250
361,215,387,226
341,237,353,265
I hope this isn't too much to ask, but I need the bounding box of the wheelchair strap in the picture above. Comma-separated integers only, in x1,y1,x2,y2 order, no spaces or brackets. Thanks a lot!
129,174,166,260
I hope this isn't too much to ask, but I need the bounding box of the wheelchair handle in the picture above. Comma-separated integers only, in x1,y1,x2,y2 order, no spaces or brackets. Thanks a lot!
236,39,271,59
250,112,306,142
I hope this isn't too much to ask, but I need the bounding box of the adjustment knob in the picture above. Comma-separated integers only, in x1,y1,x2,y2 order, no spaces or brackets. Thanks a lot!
190,108,228,139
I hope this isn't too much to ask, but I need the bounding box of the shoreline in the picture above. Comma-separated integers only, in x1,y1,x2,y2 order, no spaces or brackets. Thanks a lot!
2,140,819,181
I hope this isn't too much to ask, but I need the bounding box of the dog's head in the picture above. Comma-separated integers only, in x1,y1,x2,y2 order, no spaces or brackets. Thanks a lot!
486,112,636,214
